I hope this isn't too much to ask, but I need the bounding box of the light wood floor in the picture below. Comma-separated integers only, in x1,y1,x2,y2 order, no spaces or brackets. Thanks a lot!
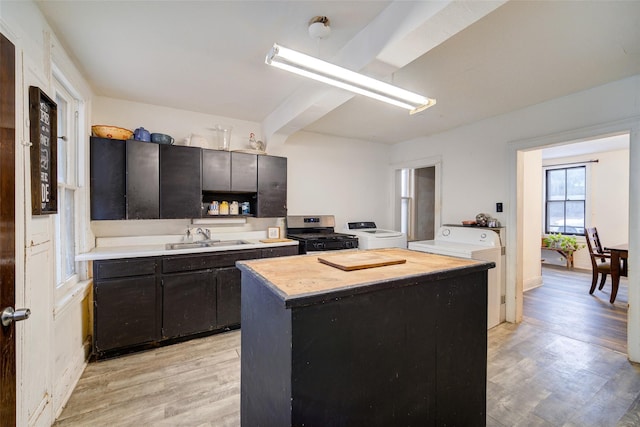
55,267,639,426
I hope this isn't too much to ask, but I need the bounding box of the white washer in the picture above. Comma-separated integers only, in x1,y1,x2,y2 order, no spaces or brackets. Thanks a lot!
345,221,407,249
409,226,502,329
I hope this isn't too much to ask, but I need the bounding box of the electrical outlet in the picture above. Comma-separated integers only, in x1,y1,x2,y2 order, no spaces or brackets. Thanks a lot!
496,202,503,213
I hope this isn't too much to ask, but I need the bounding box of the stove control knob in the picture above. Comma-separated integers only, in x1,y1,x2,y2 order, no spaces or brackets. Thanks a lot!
313,242,325,250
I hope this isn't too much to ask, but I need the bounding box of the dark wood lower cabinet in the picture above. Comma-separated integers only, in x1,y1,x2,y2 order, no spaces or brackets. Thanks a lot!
216,267,242,327
162,270,216,338
93,258,161,356
92,245,298,358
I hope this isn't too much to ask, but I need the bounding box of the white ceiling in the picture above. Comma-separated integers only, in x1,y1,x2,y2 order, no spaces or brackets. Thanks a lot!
36,0,640,145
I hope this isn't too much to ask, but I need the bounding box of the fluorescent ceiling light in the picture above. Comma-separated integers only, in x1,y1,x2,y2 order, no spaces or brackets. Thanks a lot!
265,43,436,115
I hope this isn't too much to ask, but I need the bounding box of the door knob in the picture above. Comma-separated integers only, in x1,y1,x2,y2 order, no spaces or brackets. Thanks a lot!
1,307,31,326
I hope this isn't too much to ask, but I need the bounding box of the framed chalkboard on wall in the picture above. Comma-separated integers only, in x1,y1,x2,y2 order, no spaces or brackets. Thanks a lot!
29,86,58,215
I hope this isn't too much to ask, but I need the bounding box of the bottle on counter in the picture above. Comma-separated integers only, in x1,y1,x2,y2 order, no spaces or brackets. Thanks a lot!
208,201,219,215
220,201,229,215
241,201,250,215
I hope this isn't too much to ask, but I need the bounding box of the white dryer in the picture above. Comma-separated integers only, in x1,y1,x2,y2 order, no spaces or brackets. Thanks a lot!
409,226,502,329
345,221,407,249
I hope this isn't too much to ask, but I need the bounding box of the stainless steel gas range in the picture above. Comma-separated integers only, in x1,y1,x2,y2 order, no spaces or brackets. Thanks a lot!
286,215,359,254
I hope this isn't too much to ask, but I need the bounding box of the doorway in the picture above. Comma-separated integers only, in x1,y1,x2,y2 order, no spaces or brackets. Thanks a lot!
508,123,637,358
395,165,437,242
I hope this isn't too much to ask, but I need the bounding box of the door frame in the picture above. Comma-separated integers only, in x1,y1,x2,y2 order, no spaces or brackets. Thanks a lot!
390,155,442,239
507,116,640,361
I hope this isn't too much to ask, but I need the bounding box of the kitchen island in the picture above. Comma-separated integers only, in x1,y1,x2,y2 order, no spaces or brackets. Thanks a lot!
237,248,494,426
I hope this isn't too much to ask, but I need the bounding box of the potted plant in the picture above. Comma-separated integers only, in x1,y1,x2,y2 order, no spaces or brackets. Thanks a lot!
544,233,585,253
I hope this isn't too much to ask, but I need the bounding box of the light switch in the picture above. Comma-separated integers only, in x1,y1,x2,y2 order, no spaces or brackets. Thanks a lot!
496,202,503,213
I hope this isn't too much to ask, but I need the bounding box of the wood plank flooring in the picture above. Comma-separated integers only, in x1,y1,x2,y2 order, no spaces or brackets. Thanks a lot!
55,266,639,426
524,265,628,354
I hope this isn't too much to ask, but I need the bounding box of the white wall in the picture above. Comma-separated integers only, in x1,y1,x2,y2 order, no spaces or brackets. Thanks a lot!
1,1,94,425
523,150,542,291
390,73,640,355
93,96,265,152
281,131,392,230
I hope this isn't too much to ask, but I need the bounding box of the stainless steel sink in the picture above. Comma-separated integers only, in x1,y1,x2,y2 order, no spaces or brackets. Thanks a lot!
206,240,250,247
165,240,250,250
165,241,214,250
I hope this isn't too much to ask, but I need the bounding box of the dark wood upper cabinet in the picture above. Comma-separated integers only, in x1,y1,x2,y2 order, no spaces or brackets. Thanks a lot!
90,137,126,220
160,144,202,219
127,140,159,219
202,149,231,192
91,140,287,220
257,155,287,218
231,152,257,192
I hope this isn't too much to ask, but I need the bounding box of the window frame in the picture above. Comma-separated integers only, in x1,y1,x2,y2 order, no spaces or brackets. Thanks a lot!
52,72,83,303
543,164,588,236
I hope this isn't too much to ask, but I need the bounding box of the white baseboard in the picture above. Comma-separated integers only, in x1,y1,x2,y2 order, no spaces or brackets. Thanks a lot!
53,339,90,420
524,275,543,291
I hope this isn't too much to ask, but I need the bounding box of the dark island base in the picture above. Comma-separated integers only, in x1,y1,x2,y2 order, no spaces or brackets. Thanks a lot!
241,269,488,426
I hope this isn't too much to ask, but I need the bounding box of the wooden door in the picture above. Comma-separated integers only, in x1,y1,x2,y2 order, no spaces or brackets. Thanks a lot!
0,31,17,426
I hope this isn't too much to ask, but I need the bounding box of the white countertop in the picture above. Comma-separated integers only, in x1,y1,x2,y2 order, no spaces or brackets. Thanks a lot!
76,233,298,261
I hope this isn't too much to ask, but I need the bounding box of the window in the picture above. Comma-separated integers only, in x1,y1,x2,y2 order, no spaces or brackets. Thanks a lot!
399,168,413,239
545,166,586,235
54,79,79,292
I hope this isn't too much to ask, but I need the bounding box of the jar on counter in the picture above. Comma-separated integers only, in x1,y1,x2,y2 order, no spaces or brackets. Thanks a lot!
208,201,219,215
220,201,229,215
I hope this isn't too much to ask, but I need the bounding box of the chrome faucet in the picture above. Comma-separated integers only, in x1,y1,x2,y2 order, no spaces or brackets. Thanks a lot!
196,227,211,240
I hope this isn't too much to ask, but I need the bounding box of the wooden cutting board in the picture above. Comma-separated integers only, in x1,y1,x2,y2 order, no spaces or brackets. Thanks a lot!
260,238,294,243
318,251,406,271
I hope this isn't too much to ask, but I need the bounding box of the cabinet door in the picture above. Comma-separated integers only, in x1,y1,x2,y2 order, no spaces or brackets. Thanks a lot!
160,144,202,219
231,152,257,192
126,140,159,219
216,266,241,327
162,270,216,338
94,275,159,352
256,155,287,217
90,137,126,220
202,149,231,192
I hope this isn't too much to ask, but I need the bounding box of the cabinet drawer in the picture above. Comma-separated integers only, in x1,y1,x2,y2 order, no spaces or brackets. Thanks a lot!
162,249,261,273
261,246,298,259
95,258,158,280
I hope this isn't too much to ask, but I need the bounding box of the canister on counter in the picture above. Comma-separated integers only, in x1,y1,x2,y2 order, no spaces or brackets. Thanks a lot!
230,201,239,215
220,201,229,215
241,201,250,215
208,201,219,215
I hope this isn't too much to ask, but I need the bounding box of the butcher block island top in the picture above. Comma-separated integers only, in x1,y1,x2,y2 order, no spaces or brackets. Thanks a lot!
237,247,493,307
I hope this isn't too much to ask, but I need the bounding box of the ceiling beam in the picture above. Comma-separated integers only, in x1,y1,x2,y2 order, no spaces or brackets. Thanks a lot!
262,0,506,144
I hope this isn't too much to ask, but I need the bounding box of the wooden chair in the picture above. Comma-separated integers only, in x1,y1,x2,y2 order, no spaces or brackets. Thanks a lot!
584,227,613,295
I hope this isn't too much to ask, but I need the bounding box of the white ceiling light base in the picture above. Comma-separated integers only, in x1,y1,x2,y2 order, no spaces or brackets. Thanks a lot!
265,43,436,114
308,16,331,39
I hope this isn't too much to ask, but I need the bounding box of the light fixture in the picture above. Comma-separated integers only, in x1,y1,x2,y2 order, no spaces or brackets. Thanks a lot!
265,43,436,114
